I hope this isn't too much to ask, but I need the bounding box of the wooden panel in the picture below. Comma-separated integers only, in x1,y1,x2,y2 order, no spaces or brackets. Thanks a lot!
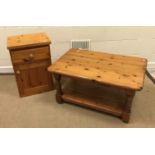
37,66,49,85
62,79,126,116
14,60,54,97
48,48,147,90
7,32,51,50
10,46,50,64
68,49,147,66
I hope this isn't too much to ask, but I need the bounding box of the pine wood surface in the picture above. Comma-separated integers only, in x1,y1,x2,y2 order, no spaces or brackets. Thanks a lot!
48,48,147,90
10,46,50,64
14,60,53,97
7,32,51,50
62,79,126,117
7,33,54,97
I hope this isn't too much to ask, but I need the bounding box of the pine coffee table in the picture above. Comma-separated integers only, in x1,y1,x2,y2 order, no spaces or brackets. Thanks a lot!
48,49,147,123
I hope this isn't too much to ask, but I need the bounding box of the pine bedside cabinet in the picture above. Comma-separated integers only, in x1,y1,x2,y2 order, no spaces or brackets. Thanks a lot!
48,48,147,123
7,32,54,97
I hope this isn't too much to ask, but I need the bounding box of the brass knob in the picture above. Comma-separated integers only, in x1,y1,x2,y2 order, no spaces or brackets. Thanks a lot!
29,53,34,59
16,70,20,75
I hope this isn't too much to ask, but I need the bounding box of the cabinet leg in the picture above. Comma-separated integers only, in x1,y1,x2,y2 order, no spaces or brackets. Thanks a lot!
54,74,63,104
122,89,135,123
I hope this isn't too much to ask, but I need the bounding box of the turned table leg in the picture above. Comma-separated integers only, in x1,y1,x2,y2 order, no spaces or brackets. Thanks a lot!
122,89,135,123
54,74,63,104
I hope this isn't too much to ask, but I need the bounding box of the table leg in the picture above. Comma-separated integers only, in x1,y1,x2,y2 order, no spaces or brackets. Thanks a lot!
54,74,63,104
122,89,135,123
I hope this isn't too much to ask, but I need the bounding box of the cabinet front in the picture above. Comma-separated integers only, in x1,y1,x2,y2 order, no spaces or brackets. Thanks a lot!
14,60,53,96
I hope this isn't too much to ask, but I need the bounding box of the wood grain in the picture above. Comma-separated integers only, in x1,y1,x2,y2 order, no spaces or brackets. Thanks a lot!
10,46,50,64
14,60,54,97
48,48,147,90
51,49,147,122
7,32,51,50
62,79,126,117
7,33,54,97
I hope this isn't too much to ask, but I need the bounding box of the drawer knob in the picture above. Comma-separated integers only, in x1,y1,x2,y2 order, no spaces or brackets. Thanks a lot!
16,70,20,75
29,53,34,59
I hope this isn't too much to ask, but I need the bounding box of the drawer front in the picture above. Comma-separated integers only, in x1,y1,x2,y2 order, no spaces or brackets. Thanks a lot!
11,46,50,64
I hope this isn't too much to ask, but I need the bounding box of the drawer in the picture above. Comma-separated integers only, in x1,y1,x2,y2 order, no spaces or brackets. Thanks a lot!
11,46,50,64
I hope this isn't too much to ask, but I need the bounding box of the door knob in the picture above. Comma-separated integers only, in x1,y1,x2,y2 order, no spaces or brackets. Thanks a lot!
29,53,34,59
16,70,21,75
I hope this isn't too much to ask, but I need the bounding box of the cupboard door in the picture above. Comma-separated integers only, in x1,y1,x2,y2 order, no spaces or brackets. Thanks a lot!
14,60,54,97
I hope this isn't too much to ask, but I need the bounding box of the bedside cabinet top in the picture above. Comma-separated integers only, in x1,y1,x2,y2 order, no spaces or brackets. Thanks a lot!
7,32,51,50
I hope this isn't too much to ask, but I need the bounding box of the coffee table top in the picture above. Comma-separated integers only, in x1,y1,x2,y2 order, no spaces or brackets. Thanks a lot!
48,48,147,90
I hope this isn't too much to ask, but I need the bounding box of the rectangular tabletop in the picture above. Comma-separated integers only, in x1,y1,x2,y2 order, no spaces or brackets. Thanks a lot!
48,49,147,90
